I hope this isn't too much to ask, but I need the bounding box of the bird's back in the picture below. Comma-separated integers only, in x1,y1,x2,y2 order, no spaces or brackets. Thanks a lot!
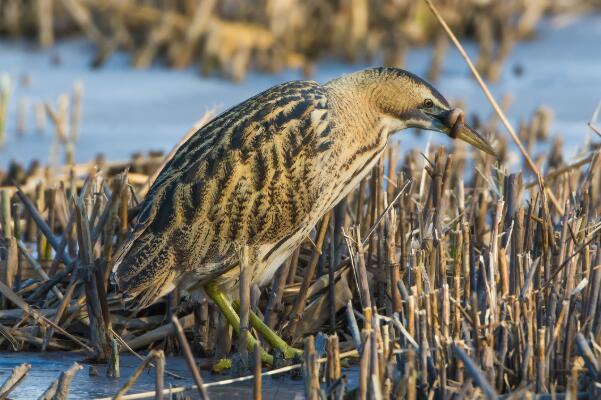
113,80,336,308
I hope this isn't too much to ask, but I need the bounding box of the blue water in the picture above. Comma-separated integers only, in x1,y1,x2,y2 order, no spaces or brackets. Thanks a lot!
0,15,600,170
0,352,308,399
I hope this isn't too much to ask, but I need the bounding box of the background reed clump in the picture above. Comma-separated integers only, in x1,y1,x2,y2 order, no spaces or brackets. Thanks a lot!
0,0,598,82
0,95,600,398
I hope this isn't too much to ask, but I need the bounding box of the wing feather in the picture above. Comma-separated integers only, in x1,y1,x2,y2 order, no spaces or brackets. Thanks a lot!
113,80,334,308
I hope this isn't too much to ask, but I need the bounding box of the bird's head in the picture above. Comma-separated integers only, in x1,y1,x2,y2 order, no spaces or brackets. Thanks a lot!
337,67,498,157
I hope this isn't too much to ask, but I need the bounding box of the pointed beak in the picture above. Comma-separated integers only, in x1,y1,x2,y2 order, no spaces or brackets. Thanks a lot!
431,108,498,158
454,120,498,158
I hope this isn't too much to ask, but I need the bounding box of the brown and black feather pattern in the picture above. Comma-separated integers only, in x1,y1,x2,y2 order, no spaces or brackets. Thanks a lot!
113,80,339,307
113,67,447,308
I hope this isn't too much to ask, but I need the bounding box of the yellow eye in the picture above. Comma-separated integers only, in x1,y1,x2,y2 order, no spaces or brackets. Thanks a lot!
423,98,434,108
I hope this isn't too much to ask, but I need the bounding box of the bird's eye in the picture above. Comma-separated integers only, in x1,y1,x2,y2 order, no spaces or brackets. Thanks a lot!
423,98,434,108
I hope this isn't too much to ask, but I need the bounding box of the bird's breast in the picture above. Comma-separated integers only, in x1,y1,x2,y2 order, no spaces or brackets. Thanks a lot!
316,124,390,212
253,128,389,287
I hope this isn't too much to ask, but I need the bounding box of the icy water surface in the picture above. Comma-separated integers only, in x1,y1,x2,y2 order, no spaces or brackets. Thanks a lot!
0,352,312,399
0,15,600,169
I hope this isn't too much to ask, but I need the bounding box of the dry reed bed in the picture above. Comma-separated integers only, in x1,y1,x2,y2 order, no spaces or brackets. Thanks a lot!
1,3,601,396
0,103,600,398
0,0,591,81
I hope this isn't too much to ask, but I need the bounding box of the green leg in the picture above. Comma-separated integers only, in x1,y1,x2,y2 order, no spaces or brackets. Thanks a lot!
232,300,303,360
205,283,274,365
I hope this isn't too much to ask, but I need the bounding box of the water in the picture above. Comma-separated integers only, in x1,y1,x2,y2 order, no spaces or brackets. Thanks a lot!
0,15,600,170
0,352,309,399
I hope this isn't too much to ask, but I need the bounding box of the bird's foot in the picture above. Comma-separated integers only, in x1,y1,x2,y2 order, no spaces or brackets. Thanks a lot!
281,344,303,361
230,352,252,376
232,300,303,360
211,358,232,374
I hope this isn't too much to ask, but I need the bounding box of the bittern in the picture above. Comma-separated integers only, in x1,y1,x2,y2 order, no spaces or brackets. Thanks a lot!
113,67,495,360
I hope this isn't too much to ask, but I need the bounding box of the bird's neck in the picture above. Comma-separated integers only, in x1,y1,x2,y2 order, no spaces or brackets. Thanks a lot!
325,75,401,151
319,78,398,210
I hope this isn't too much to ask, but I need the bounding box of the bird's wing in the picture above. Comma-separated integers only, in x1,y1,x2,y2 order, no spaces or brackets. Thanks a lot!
113,80,334,308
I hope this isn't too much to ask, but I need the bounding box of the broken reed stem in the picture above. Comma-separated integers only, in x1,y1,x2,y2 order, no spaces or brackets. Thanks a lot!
37,0,54,47
346,301,362,349
0,190,16,309
353,226,372,310
154,350,164,400
53,362,83,400
42,277,78,351
328,219,337,332
386,207,402,312
171,315,210,400
326,334,342,389
75,197,110,361
107,336,120,379
575,333,599,379
453,344,497,399
254,342,262,400
14,186,75,266
303,335,319,400
109,327,185,380
238,245,251,365
361,179,412,247
0,363,31,398
40,362,82,400
264,258,290,329
17,98,27,135
0,75,9,147
70,81,83,141
287,212,331,340
115,351,162,400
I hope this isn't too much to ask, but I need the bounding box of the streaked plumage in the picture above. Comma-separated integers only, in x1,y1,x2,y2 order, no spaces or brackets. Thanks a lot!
113,67,495,309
